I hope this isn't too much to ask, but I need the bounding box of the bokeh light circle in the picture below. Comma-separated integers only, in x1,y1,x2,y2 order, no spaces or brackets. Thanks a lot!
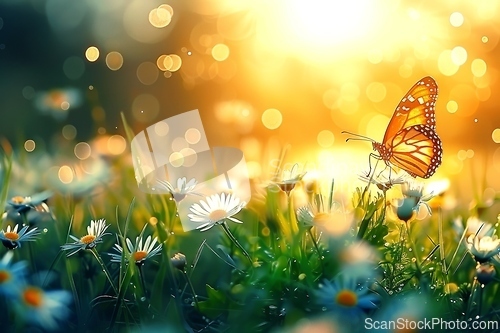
137,62,159,85
132,94,160,123
107,135,127,155
106,52,124,71
449,12,464,27
262,108,283,130
74,142,92,160
492,129,500,143
317,130,335,148
24,140,36,152
85,46,100,62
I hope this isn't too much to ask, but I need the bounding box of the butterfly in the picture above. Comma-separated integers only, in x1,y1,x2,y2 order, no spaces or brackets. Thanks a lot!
343,76,443,179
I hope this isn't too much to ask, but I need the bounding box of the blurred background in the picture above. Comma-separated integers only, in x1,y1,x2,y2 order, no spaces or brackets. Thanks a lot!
0,0,499,210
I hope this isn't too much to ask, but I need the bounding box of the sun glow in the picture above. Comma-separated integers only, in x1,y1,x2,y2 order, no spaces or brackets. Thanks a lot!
284,0,377,49
242,0,432,64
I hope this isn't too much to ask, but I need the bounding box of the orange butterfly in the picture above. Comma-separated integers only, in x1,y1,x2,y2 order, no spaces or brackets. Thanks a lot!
343,76,443,179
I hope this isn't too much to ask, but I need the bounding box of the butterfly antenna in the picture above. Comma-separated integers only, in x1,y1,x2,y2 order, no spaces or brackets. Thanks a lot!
341,131,375,143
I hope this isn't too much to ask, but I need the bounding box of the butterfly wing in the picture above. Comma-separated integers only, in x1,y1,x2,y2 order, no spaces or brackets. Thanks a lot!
388,125,442,179
382,76,438,143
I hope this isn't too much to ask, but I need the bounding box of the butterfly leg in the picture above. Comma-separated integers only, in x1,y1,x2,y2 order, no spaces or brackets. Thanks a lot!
367,153,385,178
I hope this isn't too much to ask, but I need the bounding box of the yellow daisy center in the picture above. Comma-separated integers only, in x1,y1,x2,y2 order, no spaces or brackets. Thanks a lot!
209,209,227,222
0,270,11,283
133,251,147,262
11,196,25,204
335,289,358,307
23,287,44,308
4,232,19,241
80,235,96,244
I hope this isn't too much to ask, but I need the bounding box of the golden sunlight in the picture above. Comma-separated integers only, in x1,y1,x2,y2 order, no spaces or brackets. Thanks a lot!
284,0,377,49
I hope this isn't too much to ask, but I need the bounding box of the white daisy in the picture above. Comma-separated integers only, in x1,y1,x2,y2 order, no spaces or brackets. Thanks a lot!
465,216,493,245
188,193,246,231
358,170,407,192
469,232,500,263
0,224,41,250
109,235,162,266
275,164,306,194
61,219,110,256
401,180,434,216
296,206,333,229
156,177,201,202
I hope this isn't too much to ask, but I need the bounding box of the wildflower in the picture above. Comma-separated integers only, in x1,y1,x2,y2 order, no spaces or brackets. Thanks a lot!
275,164,306,194
109,235,162,266
61,219,110,256
13,285,72,330
5,192,51,214
155,177,201,201
34,87,82,121
314,275,378,319
468,231,500,263
170,253,187,271
465,216,493,243
0,224,41,250
2,191,53,226
395,197,418,223
401,181,434,215
296,207,332,229
187,193,246,231
0,251,28,297
476,263,496,285
358,170,407,192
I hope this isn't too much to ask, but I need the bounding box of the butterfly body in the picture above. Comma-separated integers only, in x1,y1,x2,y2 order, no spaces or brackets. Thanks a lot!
347,76,443,179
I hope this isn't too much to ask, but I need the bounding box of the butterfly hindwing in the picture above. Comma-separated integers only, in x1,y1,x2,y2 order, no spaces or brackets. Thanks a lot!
382,76,438,143
388,125,442,179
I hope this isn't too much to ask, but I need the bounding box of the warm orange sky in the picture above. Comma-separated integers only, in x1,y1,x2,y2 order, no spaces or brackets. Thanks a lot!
1,0,499,205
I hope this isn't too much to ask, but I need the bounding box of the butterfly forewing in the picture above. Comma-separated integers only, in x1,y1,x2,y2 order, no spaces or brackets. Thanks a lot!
388,125,442,178
382,76,438,143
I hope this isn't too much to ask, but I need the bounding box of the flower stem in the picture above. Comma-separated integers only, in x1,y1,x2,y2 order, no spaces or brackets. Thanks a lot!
90,248,118,294
182,270,200,310
308,228,325,276
220,221,252,264
137,264,148,299
22,214,38,274
405,221,421,274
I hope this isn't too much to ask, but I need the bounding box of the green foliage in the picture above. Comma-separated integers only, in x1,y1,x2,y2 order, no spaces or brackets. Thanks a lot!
2,144,500,332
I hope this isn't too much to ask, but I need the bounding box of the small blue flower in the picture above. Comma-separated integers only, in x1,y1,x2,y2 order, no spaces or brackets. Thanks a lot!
0,251,28,297
34,87,82,121
14,285,72,330
2,191,53,226
5,191,52,214
401,181,434,216
314,274,378,319
0,224,41,250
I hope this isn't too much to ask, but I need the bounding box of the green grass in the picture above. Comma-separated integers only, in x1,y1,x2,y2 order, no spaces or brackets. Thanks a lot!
1,140,500,333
